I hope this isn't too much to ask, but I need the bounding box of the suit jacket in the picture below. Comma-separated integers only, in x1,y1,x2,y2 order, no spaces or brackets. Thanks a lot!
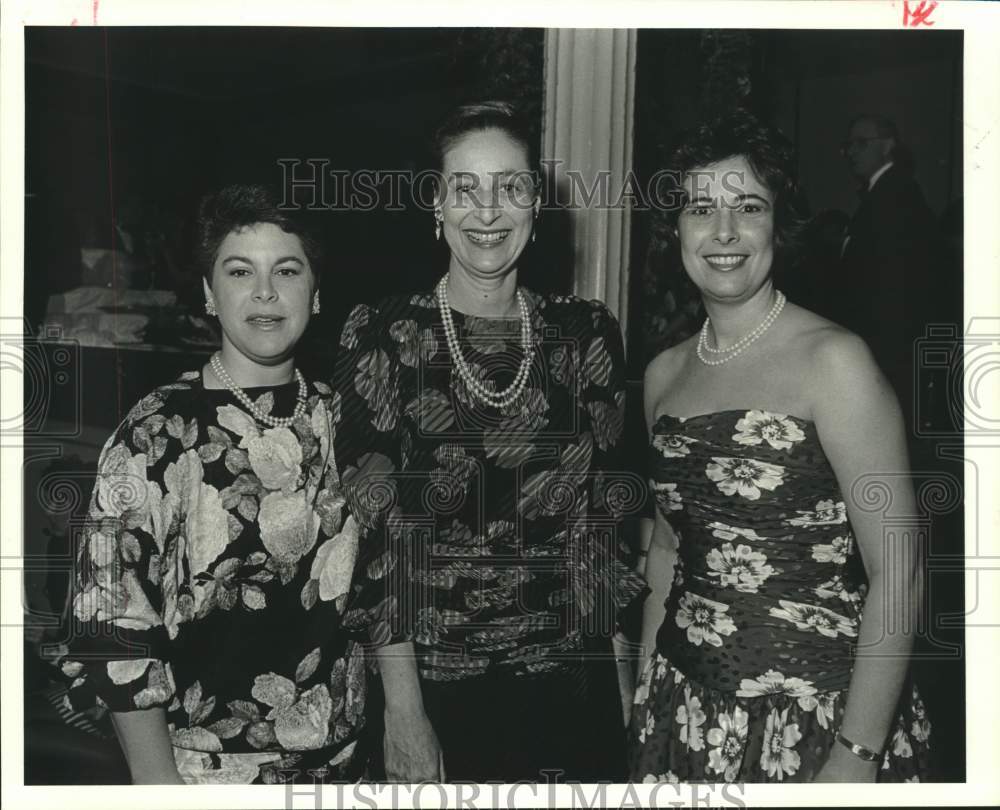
838,164,940,406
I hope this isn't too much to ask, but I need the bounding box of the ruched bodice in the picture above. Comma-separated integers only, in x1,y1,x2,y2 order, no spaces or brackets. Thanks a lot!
631,408,929,783
650,409,866,693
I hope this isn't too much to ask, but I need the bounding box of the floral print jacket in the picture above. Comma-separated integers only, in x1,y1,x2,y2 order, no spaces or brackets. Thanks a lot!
333,290,648,682
60,371,390,776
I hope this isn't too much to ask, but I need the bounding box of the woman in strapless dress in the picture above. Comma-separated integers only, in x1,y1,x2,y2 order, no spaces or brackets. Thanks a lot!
629,112,929,783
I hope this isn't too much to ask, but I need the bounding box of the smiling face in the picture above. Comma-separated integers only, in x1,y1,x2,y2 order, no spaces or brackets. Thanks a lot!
439,127,538,284
677,155,776,304
204,222,314,369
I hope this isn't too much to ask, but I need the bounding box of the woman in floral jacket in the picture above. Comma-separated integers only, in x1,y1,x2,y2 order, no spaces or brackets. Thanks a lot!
334,102,647,783
60,186,388,784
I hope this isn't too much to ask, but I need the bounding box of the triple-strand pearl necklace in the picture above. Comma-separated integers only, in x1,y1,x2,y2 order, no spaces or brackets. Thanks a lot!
210,352,308,428
696,290,787,366
436,274,534,409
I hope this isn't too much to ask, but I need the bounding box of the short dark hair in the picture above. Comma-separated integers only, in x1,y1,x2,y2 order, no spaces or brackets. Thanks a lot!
195,184,323,285
431,100,540,176
651,111,808,269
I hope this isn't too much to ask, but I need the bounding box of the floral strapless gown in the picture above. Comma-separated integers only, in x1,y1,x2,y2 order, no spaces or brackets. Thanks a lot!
628,410,930,783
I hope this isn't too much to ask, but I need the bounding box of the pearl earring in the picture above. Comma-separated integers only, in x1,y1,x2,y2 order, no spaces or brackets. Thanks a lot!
205,294,217,316
312,293,321,315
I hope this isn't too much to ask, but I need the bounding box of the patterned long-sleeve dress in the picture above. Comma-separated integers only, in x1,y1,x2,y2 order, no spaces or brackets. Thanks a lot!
60,370,392,784
629,409,931,783
333,289,648,781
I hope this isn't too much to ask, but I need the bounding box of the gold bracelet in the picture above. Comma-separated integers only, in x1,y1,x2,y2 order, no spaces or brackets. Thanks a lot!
835,732,882,762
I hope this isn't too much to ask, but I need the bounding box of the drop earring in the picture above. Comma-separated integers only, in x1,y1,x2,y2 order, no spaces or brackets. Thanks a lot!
434,208,443,241
205,293,217,316
312,292,321,315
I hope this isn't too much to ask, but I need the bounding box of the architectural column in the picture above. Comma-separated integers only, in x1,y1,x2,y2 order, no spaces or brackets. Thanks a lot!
542,28,637,333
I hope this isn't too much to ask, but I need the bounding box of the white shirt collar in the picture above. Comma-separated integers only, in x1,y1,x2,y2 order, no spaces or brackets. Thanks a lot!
868,161,894,191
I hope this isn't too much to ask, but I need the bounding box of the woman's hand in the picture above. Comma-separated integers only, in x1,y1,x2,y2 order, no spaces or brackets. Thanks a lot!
374,642,444,781
383,705,444,782
812,743,880,782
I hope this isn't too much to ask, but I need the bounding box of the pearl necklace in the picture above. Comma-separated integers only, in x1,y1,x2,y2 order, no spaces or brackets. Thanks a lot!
210,353,308,428
436,275,534,409
696,290,786,366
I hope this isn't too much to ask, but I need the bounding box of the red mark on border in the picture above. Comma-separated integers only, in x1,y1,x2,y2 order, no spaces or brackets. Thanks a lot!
92,0,99,25
70,18,79,26
903,0,937,27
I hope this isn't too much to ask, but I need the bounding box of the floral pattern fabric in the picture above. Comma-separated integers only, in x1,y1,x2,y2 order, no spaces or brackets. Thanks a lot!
629,409,929,782
60,371,390,781
333,291,647,682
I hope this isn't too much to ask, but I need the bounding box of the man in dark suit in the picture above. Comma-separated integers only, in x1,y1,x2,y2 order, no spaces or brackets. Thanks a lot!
838,114,938,429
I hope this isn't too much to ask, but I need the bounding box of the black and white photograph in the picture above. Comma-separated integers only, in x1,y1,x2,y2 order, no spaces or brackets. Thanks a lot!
2,1,997,808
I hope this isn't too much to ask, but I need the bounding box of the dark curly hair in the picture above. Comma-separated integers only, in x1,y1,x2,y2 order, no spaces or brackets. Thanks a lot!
650,111,808,272
430,100,540,179
195,184,323,286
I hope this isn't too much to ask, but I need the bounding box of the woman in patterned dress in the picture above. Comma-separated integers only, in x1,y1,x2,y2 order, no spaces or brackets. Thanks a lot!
333,101,647,782
629,113,930,783
60,186,391,784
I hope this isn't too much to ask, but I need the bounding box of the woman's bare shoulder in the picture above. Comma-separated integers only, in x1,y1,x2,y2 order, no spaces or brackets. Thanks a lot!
781,303,872,367
780,304,887,405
